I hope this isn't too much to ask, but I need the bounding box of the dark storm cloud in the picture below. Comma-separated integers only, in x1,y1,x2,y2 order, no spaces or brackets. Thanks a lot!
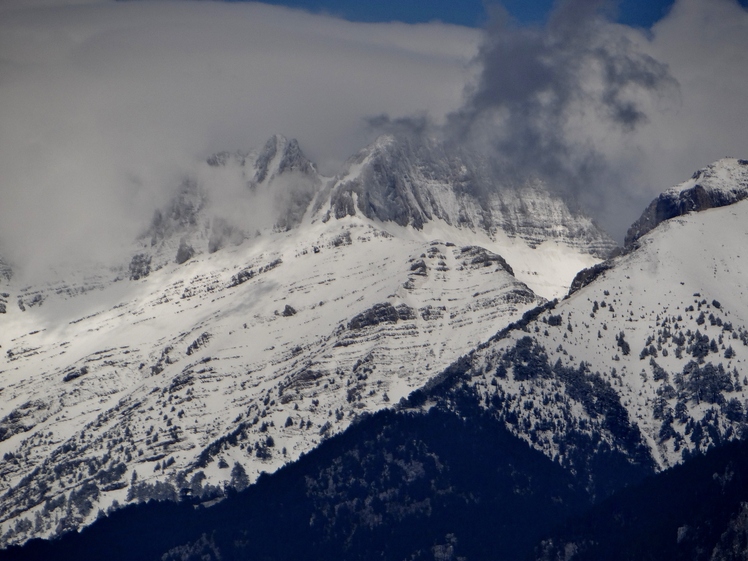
446,0,678,227
467,0,672,131
364,114,434,139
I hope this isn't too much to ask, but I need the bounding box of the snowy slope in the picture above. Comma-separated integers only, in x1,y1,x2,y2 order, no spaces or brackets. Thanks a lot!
0,217,541,543
444,194,748,483
0,134,612,545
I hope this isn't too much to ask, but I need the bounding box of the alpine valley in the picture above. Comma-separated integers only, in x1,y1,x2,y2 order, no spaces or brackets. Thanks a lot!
2,134,748,561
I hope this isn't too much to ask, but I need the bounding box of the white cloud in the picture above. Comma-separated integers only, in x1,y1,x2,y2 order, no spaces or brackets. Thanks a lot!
0,0,479,276
574,0,748,237
0,0,747,274
635,0,748,187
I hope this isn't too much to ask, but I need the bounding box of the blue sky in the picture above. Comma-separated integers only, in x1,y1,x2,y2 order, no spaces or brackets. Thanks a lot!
229,0,681,28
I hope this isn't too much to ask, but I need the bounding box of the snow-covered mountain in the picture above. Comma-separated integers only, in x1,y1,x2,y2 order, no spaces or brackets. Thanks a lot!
129,134,615,296
0,134,611,545
7,157,748,561
423,158,748,480
2,135,747,558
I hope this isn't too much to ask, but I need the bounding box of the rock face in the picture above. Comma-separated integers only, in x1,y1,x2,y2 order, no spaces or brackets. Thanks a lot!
567,261,613,297
322,135,617,258
175,238,195,265
0,256,10,313
128,254,152,281
625,158,748,247
131,133,616,281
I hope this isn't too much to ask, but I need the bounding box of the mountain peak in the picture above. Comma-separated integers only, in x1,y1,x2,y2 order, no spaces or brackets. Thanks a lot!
254,134,316,184
322,134,617,258
206,135,316,182
625,158,748,247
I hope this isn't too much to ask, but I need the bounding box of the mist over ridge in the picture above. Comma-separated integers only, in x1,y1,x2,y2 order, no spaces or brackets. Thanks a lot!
0,0,747,277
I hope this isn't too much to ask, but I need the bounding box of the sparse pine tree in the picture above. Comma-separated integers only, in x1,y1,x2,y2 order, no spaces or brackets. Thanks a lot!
230,462,249,492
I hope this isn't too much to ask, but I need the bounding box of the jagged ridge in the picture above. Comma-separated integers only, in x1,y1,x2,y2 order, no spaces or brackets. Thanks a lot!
322,134,617,258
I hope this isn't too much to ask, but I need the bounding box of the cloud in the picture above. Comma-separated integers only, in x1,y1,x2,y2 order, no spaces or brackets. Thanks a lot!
633,0,748,188
1,0,747,276
442,0,678,235
442,0,748,240
363,0,748,242
599,0,748,237
0,0,479,278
